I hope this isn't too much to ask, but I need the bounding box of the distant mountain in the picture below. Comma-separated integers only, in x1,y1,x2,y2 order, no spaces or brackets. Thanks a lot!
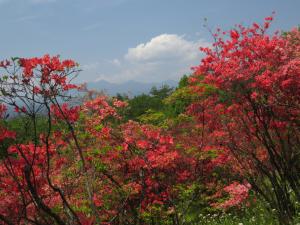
4,80,178,117
87,80,178,97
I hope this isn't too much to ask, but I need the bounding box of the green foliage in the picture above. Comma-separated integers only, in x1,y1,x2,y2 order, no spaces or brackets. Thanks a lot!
6,115,48,142
0,136,14,159
174,183,216,223
163,75,196,118
178,74,189,89
0,115,48,158
150,84,174,99
122,84,174,122
192,199,280,225
164,87,195,118
121,75,196,127
138,109,166,126
124,94,157,120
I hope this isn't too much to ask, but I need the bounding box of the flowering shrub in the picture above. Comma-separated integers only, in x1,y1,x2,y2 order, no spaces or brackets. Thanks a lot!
211,182,251,209
189,16,300,223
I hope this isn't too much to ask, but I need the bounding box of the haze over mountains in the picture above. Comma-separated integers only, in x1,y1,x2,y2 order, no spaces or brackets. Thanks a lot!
87,79,178,96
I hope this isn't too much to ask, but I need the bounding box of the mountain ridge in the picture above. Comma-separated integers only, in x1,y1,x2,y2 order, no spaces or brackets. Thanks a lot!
87,79,178,96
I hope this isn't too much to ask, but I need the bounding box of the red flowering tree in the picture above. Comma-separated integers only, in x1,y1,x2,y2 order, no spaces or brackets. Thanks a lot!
0,55,84,224
0,56,206,224
189,17,300,224
67,96,198,224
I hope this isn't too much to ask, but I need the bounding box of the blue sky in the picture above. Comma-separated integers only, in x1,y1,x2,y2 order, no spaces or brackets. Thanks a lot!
0,0,299,83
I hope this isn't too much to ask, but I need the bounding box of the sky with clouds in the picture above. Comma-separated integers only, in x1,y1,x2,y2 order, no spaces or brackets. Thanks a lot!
0,0,300,83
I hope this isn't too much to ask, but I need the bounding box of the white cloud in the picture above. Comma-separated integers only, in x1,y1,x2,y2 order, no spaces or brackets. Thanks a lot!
82,62,102,71
125,34,205,63
111,59,121,66
82,34,210,83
